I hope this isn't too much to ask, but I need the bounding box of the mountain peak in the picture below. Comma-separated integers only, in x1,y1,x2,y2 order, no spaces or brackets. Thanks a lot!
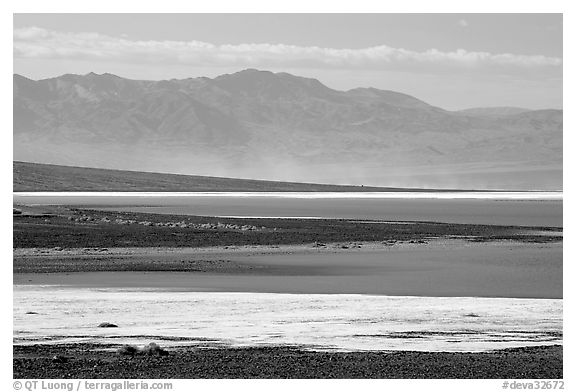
210,69,337,100
84,72,123,80
216,68,272,78
238,68,273,75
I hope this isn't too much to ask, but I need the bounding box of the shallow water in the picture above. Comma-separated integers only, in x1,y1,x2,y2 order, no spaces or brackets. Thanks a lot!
13,287,562,352
13,192,563,226
15,242,562,298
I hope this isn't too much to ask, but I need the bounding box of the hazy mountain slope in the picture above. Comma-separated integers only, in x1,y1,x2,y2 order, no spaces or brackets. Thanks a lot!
456,107,532,118
13,69,562,190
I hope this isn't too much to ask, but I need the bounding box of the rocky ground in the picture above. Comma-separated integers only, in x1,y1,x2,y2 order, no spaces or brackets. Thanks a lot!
13,344,562,379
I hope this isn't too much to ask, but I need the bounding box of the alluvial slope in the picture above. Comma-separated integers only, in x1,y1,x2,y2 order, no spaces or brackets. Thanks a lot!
13,161,416,192
13,69,563,189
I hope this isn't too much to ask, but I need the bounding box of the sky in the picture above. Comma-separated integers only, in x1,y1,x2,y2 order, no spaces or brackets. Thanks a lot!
13,13,562,110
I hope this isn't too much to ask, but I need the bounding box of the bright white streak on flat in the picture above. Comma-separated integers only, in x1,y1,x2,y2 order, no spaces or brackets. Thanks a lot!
13,287,562,352
13,191,563,200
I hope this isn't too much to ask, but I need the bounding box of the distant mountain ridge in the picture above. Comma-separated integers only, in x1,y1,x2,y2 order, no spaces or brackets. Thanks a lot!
13,69,562,190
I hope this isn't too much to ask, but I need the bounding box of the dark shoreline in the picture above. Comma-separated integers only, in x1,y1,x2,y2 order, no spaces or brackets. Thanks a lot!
13,344,562,379
13,205,562,250
13,205,563,298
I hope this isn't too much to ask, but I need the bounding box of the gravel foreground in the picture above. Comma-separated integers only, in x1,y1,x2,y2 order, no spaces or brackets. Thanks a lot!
13,344,562,379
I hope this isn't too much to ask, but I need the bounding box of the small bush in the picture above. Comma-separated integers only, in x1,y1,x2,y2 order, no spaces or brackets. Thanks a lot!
117,345,139,356
117,342,169,357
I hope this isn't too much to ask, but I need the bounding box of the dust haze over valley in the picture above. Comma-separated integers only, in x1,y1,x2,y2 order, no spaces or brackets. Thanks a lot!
13,69,562,190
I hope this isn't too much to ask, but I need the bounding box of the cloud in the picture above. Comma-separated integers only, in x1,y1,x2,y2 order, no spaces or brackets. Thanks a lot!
14,26,562,76
457,19,469,28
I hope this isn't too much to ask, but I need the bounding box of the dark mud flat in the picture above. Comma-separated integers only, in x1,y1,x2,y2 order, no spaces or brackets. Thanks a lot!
13,206,561,249
13,344,562,379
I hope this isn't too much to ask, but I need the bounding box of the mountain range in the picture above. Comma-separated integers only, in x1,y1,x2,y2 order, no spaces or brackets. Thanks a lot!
13,69,562,190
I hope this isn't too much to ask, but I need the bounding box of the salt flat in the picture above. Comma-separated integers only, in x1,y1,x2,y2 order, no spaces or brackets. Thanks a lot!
13,288,561,352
